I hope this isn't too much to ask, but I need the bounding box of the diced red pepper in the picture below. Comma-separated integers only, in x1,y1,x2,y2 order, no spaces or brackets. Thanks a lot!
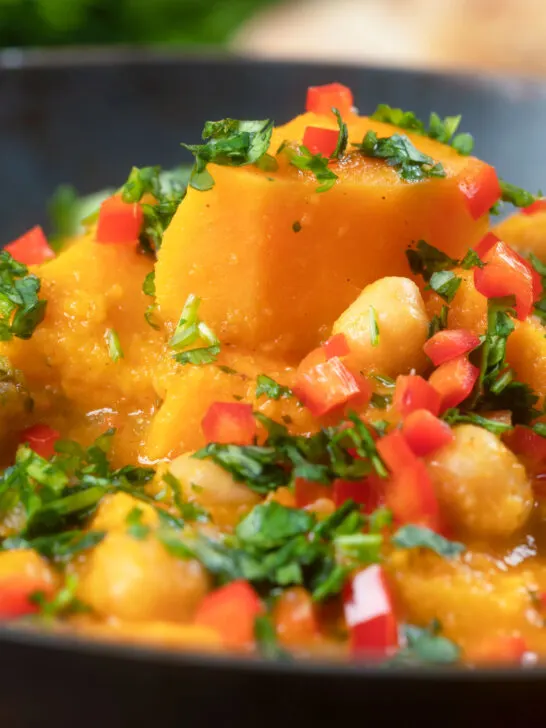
201,402,256,445
0,575,51,619
343,565,398,657
504,425,546,463
423,329,481,367
273,587,318,647
458,161,501,220
306,83,354,117
96,195,144,244
5,226,55,266
376,429,419,475
19,424,60,459
302,126,339,157
294,478,332,508
428,356,479,413
393,374,441,417
322,333,350,360
333,474,385,514
474,232,500,259
193,580,262,649
402,409,454,457
522,199,546,216
294,349,370,418
474,241,534,320
386,459,441,531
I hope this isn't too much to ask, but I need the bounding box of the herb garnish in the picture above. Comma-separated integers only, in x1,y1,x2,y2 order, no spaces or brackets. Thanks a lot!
0,251,47,341
121,166,189,255
332,107,349,158
280,142,338,192
255,374,293,401
392,525,465,559
182,119,275,191
370,105,474,155
386,621,460,667
254,615,291,660
30,573,90,619
428,270,462,303
369,305,380,346
105,328,123,362
406,240,482,283
170,293,220,366
142,271,160,330
356,132,446,182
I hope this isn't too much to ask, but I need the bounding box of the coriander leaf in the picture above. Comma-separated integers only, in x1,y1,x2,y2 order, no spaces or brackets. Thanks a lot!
451,133,474,156
281,143,338,192
428,270,462,303
500,180,538,209
460,249,484,270
442,408,513,435
406,240,458,282
48,184,114,251
254,615,291,660
370,104,426,135
356,131,446,183
142,271,156,297
428,304,449,337
105,328,123,362
255,374,292,401
183,119,274,191
369,305,380,346
0,252,47,341
193,443,289,493
236,502,314,550
30,573,90,619
392,524,464,558
170,293,220,366
125,506,150,540
368,506,393,534
370,392,392,409
332,107,349,158
174,345,220,366
533,422,546,438
387,622,461,666
372,374,395,388
3,529,105,563
334,532,382,565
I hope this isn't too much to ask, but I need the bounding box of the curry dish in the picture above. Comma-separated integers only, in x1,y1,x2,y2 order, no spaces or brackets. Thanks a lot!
2,83,546,667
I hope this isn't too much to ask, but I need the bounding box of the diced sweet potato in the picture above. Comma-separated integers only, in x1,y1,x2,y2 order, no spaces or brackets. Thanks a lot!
494,210,546,260
506,319,546,403
156,113,488,360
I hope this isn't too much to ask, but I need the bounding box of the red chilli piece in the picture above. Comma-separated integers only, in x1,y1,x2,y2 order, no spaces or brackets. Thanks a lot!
522,199,546,216
306,83,354,117
504,425,546,464
393,374,441,417
386,459,441,532
294,478,332,508
343,565,398,658
302,126,339,157
474,241,534,320
96,195,144,244
0,576,51,619
333,474,385,514
322,333,350,360
193,580,262,649
423,329,481,367
428,356,479,413
19,424,60,459
458,161,502,220
474,232,500,260
402,409,454,457
201,402,256,446
294,350,370,418
376,429,419,476
5,226,55,266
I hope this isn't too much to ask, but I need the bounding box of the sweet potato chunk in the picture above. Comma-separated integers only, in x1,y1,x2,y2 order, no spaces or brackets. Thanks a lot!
156,113,489,360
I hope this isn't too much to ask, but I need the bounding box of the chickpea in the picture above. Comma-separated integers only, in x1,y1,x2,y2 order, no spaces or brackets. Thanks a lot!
91,492,159,532
77,532,210,623
169,452,261,527
426,425,533,537
332,277,429,377
0,549,55,587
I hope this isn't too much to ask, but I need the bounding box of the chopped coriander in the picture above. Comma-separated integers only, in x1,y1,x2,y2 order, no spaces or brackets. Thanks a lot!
120,165,189,254
30,573,90,619
500,180,538,209
3,529,105,563
356,131,446,183
0,251,47,341
280,142,338,192
332,107,349,158
533,422,546,438
182,119,274,191
372,373,396,388
105,328,123,362
142,271,160,330
442,408,513,435
217,365,239,376
170,293,220,366
256,374,292,401
392,525,465,559
428,304,449,337
125,506,150,540
406,240,457,282
529,254,546,324
292,221,302,233
254,615,291,660
460,249,484,270
387,621,461,666
370,392,392,409
369,305,380,346
370,105,474,156
428,270,462,303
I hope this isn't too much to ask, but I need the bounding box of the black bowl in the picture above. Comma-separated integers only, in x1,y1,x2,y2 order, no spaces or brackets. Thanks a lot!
1,49,546,727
